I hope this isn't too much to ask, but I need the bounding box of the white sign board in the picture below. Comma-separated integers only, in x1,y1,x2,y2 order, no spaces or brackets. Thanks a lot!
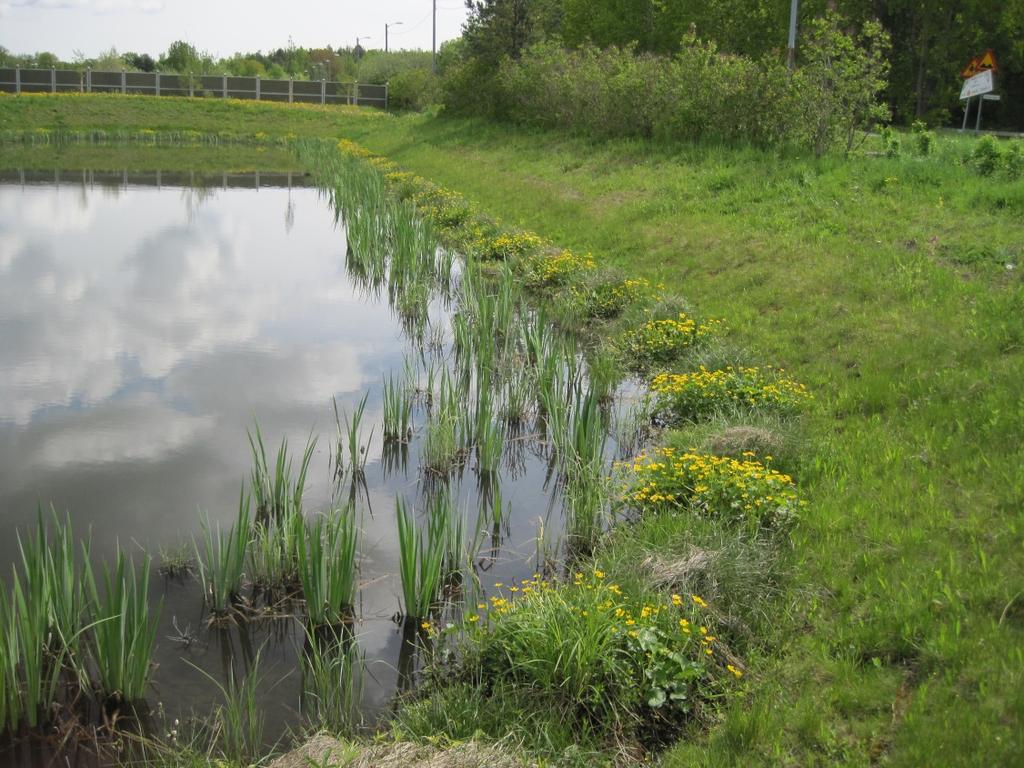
961,70,994,100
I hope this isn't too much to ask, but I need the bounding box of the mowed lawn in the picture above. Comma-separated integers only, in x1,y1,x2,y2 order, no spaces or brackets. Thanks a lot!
2,94,1022,766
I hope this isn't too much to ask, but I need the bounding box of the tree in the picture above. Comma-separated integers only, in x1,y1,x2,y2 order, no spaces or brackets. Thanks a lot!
123,52,156,72
799,11,892,155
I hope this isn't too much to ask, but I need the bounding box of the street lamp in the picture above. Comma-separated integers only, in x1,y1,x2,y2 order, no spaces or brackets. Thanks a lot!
787,0,799,69
355,36,372,61
385,21,402,53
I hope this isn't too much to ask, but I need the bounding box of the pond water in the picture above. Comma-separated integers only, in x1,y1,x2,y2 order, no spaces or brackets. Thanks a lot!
0,167,616,760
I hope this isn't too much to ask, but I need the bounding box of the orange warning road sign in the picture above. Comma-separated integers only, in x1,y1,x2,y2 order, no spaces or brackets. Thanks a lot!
963,50,999,78
978,49,998,73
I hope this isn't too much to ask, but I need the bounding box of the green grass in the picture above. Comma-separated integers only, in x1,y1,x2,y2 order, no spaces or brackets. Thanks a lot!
1,94,1021,765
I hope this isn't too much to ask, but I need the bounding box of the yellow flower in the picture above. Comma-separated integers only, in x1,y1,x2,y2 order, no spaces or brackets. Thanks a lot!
727,664,744,678
671,594,683,606
692,595,708,608
468,615,480,623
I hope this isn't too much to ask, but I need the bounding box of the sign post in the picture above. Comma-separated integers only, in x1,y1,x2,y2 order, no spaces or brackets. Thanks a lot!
960,69,995,132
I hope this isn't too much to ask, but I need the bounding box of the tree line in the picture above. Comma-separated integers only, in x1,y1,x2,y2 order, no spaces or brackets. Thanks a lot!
0,40,432,85
449,0,1022,128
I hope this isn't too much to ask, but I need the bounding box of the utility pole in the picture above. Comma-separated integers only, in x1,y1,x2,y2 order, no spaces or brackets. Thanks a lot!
432,0,437,74
386,21,402,53
787,0,799,69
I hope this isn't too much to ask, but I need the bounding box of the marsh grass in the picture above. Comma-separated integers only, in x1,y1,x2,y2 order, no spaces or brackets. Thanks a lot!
300,628,363,734
194,491,251,619
334,393,373,484
83,549,160,705
248,423,315,522
248,505,305,595
382,374,413,443
395,498,448,620
188,655,267,767
298,506,359,627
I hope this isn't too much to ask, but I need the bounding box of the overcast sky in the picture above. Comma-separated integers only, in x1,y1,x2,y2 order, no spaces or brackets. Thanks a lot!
0,0,471,58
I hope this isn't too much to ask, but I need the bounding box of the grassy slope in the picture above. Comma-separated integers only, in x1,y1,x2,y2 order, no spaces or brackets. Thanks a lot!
2,95,1021,766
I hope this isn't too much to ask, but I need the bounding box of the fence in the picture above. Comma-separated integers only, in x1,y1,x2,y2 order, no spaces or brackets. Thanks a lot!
0,168,315,190
0,67,388,109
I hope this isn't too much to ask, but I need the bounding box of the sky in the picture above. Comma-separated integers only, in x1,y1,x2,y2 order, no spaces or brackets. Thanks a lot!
0,0,471,58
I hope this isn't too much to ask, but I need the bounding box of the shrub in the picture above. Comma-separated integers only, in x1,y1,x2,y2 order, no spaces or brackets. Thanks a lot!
971,134,1003,176
461,572,731,739
569,276,663,319
651,366,811,423
472,230,546,262
387,67,441,111
522,248,595,289
621,447,801,529
620,313,720,368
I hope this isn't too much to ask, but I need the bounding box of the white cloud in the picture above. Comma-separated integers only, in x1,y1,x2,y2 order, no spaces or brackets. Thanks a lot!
9,0,163,12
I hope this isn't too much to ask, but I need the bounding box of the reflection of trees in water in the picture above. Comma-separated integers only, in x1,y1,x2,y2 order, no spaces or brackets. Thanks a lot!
181,184,219,224
285,192,295,234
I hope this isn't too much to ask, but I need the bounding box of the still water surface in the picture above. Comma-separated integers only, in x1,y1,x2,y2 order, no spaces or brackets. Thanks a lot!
0,172,559,750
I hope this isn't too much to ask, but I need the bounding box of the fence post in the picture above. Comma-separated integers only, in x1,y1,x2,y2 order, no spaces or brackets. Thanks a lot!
189,72,194,98
155,71,161,97
86,67,91,93
222,74,228,99
255,74,260,100
51,66,56,93
384,82,388,111
15,65,20,95
288,77,293,103
354,81,359,107
121,69,126,94
320,78,326,105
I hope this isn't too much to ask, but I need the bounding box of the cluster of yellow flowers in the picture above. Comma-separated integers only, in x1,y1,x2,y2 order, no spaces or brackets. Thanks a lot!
523,249,596,288
651,365,811,421
570,277,664,319
621,313,722,366
472,231,546,262
622,446,801,526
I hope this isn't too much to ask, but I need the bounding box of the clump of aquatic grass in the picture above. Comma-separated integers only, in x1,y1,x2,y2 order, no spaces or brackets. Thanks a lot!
475,414,504,478
248,423,315,521
3,560,65,730
501,367,533,424
298,506,359,627
395,498,448,620
300,628,363,734
563,467,611,557
194,491,251,619
189,656,266,767
158,542,194,579
83,549,160,705
248,505,305,594
334,393,373,483
382,375,413,443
